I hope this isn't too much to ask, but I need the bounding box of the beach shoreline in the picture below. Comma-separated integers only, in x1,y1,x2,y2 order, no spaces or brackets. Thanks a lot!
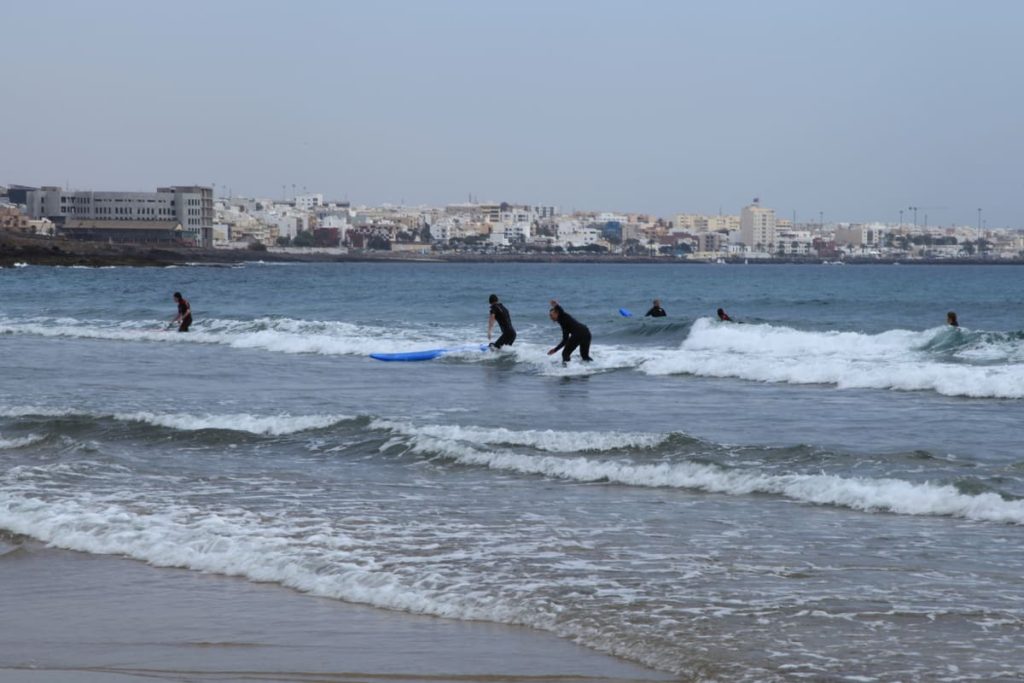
0,539,671,683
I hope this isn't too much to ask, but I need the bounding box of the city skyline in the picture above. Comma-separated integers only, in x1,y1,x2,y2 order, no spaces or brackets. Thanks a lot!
2,0,1022,227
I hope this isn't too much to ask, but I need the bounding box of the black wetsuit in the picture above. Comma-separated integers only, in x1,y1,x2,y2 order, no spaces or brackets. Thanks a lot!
177,298,192,332
552,306,592,362
645,306,667,317
490,302,516,348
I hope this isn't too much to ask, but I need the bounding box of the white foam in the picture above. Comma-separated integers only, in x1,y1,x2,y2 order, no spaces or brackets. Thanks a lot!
481,341,652,376
371,419,669,452
0,434,44,449
0,494,540,630
0,315,482,359
116,411,354,436
641,319,1024,399
398,434,1024,525
5,312,1023,398
0,405,354,436
0,405,83,418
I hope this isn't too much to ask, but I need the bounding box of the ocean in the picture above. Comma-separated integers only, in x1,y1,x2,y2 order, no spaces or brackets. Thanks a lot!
2,261,1023,681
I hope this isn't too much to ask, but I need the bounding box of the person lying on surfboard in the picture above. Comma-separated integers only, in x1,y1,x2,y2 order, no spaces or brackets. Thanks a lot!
547,300,593,363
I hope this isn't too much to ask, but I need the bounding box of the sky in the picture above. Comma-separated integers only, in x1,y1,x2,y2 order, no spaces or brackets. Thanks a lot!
2,0,1022,227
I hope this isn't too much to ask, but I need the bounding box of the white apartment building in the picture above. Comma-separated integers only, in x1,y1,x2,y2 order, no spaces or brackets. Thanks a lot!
294,194,324,210
740,199,776,251
429,216,459,242
555,220,600,248
23,185,214,246
774,230,814,256
490,221,532,245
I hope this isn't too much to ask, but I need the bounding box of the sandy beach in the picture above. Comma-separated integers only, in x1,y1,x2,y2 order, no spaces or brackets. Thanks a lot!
0,539,671,683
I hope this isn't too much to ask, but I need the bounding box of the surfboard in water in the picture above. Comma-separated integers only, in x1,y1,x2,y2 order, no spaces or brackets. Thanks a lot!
619,308,633,317
370,344,489,362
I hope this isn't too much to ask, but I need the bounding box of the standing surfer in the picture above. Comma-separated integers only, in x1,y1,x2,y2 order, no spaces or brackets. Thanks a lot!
487,294,517,349
171,292,192,332
547,300,593,363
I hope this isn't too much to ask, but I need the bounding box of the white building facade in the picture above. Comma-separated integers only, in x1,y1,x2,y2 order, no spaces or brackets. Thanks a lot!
740,200,777,251
24,185,214,246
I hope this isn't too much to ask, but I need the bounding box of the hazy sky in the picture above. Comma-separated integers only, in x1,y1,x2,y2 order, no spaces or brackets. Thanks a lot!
3,0,1021,226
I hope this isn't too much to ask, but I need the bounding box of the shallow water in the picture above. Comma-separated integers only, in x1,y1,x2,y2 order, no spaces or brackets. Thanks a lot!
2,261,1023,681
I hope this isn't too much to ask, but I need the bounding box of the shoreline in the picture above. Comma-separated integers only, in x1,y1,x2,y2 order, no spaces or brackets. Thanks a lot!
3,232,1022,268
0,540,670,683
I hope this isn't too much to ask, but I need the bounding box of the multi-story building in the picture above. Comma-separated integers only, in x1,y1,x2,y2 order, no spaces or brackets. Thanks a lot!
294,194,324,210
834,223,884,248
697,231,727,253
740,199,776,251
674,213,740,233
21,185,214,246
774,229,814,256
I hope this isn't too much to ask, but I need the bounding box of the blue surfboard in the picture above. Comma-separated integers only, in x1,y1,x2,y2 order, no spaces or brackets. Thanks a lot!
619,308,633,317
370,344,489,362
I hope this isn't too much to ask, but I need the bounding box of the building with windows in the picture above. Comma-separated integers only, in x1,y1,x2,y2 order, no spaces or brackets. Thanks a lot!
834,223,884,248
20,185,214,246
675,213,740,233
740,199,776,252
294,193,324,210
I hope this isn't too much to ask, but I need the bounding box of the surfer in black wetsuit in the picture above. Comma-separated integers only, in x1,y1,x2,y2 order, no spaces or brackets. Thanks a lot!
172,292,192,332
547,300,593,363
717,307,732,322
487,294,516,349
947,311,959,327
645,299,667,317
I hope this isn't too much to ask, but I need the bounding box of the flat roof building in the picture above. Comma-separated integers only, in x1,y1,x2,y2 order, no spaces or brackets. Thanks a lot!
21,185,213,247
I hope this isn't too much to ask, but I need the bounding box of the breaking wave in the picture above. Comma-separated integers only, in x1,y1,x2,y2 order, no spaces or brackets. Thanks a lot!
641,319,1024,399
384,422,1024,525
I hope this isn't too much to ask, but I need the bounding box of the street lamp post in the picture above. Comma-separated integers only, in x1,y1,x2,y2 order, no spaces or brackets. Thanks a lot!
899,209,903,228
977,208,982,240
909,206,918,230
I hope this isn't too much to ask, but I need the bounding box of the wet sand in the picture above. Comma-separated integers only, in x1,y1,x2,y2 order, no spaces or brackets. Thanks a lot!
0,540,672,683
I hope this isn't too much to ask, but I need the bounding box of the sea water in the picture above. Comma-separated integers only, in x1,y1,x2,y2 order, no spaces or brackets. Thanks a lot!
1,261,1023,681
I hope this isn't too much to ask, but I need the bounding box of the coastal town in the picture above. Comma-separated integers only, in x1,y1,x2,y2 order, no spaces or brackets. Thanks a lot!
2,182,1022,263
